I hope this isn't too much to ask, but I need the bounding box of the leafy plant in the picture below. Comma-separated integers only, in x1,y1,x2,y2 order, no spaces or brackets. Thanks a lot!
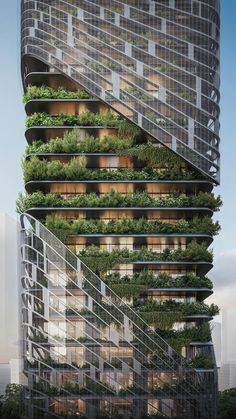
77,241,213,275
25,111,122,128
105,271,213,290
0,384,25,419
136,299,219,318
25,129,135,155
189,353,214,369
158,323,212,352
23,155,217,184
23,85,90,103
218,388,236,419
17,190,222,213
43,215,219,237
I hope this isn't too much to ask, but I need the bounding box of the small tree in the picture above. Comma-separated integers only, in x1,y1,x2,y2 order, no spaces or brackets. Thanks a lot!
218,388,236,419
0,384,24,418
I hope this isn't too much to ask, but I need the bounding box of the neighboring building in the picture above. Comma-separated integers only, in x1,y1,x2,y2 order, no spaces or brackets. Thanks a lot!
213,309,236,391
222,308,236,364
218,363,236,391
212,320,222,366
20,1,220,418
0,213,20,394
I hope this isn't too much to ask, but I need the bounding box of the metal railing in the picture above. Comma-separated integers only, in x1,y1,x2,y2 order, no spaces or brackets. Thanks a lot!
21,213,216,418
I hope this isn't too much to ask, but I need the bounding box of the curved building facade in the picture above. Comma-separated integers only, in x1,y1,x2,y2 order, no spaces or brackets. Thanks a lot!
21,0,220,182
20,1,220,418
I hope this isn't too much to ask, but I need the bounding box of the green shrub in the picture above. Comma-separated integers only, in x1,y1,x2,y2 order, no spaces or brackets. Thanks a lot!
158,324,212,352
17,190,221,213
77,241,213,275
25,111,122,128
47,160,65,179
135,299,219,317
23,84,90,103
22,156,47,182
218,388,236,419
23,156,220,185
105,271,213,290
64,156,87,179
0,384,25,419
189,353,214,369
42,215,219,237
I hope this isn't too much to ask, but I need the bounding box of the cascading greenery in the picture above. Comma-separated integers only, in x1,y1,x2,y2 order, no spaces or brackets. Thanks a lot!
158,324,212,354
77,242,213,276
135,299,219,317
22,86,220,369
91,300,219,329
16,190,222,212
23,85,90,103
24,127,205,180
43,214,220,236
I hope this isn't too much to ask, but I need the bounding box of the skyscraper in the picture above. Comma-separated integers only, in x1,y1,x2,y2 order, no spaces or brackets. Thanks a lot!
20,1,220,418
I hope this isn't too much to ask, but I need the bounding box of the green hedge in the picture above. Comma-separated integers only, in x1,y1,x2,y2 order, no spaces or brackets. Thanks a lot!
23,85,90,103
44,215,219,236
17,190,222,212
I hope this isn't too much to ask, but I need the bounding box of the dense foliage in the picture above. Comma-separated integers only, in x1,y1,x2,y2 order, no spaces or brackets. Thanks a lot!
43,214,219,236
17,190,222,212
105,271,213,290
135,299,219,317
23,85,90,103
25,111,122,128
218,388,236,419
22,155,217,183
189,353,214,369
77,241,213,276
0,384,24,419
158,324,212,353
26,130,135,154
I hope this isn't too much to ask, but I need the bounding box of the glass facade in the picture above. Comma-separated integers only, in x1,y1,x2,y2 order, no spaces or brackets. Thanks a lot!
21,0,220,182
21,214,216,418
20,1,220,418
